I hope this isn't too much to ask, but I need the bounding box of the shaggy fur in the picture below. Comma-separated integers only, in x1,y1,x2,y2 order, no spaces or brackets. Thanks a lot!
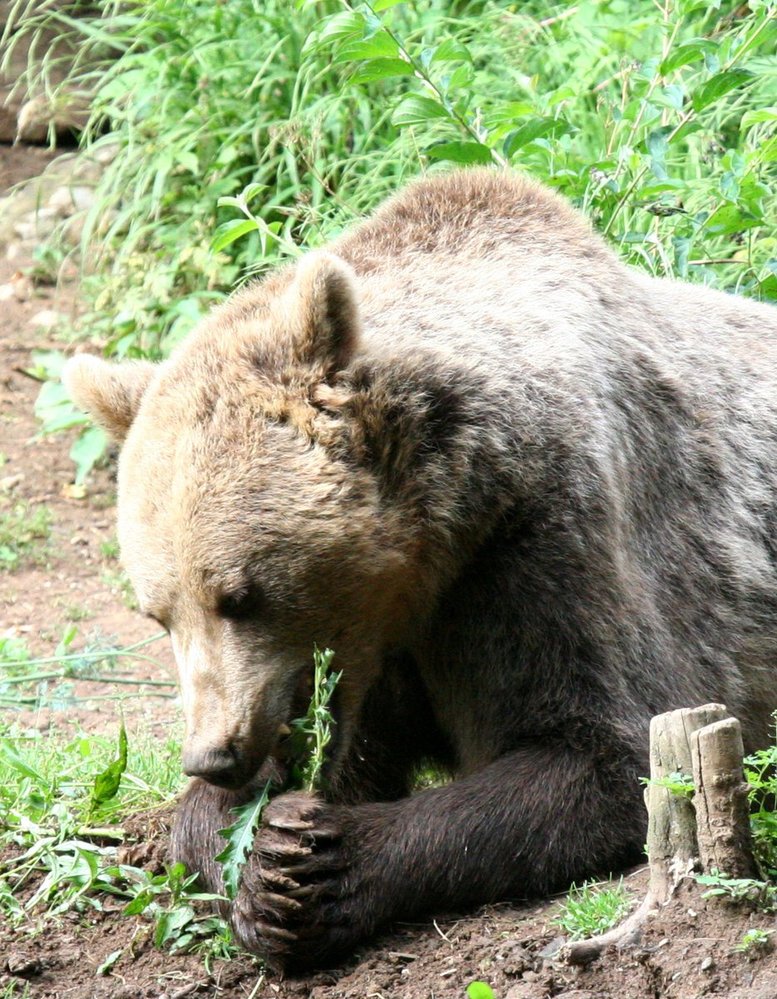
65,169,777,970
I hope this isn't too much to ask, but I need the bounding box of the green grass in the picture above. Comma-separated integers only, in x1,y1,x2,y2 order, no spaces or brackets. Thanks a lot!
99,537,120,561
0,716,229,960
0,983,30,999
0,501,52,571
555,878,632,939
0,626,175,712
744,728,777,878
0,642,342,962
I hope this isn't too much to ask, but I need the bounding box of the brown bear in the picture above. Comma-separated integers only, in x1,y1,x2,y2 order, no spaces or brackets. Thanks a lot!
65,168,777,971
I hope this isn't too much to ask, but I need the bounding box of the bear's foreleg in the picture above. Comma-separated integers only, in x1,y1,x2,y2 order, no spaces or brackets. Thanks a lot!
224,741,645,970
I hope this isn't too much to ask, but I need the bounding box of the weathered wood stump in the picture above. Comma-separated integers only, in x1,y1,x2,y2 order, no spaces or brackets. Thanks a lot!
561,703,756,965
692,717,756,880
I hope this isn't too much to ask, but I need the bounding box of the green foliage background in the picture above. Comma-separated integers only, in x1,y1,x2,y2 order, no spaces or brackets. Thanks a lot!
3,0,775,472
7,0,775,362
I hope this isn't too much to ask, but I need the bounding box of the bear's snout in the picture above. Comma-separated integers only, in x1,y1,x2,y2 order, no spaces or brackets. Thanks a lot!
182,742,244,789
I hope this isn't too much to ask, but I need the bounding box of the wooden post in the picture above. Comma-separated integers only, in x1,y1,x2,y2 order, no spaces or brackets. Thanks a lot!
691,716,757,879
562,702,758,966
644,703,728,898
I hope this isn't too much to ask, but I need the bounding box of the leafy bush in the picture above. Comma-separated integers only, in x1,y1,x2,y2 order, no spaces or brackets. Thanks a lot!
744,733,777,879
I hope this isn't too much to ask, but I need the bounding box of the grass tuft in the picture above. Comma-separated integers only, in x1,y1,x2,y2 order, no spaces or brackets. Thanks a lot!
555,878,632,940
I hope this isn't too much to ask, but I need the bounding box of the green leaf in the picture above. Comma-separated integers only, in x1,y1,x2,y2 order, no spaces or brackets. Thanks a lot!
350,58,413,84
216,781,272,900
29,350,67,380
704,204,760,235
692,69,753,113
659,39,717,75
315,10,364,45
211,218,259,253
70,426,108,485
0,739,46,784
467,984,496,999
90,723,128,811
431,39,473,64
504,117,572,157
154,904,195,948
123,889,154,916
392,94,451,126
96,950,123,976
426,141,493,165
335,31,399,62
741,107,777,128
175,151,199,174
372,0,404,9
238,182,267,207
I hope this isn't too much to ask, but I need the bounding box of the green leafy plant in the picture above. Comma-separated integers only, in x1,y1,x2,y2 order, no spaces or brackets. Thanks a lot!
734,927,773,958
744,724,777,879
555,878,632,939
215,782,274,902
0,715,234,958
119,861,234,961
31,350,108,485
216,646,341,899
641,769,695,799
696,871,777,909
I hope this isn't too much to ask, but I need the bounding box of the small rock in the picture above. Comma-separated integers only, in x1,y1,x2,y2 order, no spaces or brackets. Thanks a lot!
0,473,24,492
48,184,95,217
6,952,41,978
10,271,33,302
539,935,565,959
62,483,88,500
13,207,60,241
5,241,36,265
93,142,120,166
29,309,64,328
701,956,715,971
503,943,532,975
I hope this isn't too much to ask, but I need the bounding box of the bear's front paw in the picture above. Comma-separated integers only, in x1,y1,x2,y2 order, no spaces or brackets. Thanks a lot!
228,791,365,971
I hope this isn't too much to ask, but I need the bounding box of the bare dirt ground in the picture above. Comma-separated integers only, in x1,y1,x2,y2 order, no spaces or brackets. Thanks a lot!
2,145,777,999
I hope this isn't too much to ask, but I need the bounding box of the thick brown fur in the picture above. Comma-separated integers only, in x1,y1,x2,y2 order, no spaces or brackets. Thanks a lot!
65,169,777,970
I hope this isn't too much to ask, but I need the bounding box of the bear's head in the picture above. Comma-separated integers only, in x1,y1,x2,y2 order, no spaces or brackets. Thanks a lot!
63,253,418,790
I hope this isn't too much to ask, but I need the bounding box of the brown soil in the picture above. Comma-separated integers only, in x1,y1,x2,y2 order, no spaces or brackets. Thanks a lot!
2,146,777,999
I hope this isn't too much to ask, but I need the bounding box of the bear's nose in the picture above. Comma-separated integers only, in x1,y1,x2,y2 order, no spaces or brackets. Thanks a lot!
182,744,241,787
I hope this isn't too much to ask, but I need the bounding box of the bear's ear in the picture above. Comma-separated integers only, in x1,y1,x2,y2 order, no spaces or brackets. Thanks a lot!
287,251,361,375
62,355,157,441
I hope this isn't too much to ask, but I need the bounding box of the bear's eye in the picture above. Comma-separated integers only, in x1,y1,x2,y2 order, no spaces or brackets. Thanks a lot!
145,611,169,632
217,584,265,622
